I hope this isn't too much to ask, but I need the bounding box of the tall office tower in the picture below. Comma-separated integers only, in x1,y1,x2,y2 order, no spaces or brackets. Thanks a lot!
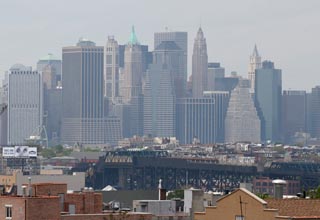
143,72,153,136
176,97,216,144
120,27,144,137
104,36,119,100
192,27,208,98
248,45,262,92
8,64,43,145
62,38,104,145
225,80,261,143
119,44,152,73
42,65,57,90
153,41,185,98
121,27,143,102
143,64,175,137
207,62,225,91
282,90,307,143
37,53,62,83
0,104,8,145
311,86,320,138
154,31,187,75
203,91,230,143
255,61,282,142
44,88,62,145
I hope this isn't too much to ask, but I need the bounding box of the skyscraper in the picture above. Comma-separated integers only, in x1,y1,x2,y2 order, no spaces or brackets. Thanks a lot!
310,86,320,138
121,27,143,102
192,27,208,98
120,26,144,137
225,80,261,143
154,31,188,76
62,38,104,145
153,41,185,98
104,36,119,100
37,53,62,83
8,64,43,145
248,45,262,92
207,62,225,91
282,90,307,143
255,61,282,142
143,63,175,137
176,97,215,144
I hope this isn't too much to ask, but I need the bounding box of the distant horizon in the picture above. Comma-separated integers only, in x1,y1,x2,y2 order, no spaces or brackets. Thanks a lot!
1,0,319,91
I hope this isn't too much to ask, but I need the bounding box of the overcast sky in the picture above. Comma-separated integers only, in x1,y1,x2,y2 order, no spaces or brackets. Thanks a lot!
1,0,319,90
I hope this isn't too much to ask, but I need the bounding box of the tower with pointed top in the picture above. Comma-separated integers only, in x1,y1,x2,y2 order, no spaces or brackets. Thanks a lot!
121,26,143,102
120,26,144,136
192,27,208,98
248,44,262,92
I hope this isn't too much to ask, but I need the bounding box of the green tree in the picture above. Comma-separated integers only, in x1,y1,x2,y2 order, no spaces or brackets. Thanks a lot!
167,189,184,200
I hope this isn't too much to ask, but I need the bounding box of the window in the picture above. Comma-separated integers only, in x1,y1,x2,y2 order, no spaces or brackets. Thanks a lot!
235,215,244,220
5,205,12,219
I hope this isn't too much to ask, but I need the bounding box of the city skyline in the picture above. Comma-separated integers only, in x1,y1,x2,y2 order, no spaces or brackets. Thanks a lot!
1,0,320,91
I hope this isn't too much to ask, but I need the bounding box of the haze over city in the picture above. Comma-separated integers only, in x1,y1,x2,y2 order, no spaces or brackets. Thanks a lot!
1,0,320,90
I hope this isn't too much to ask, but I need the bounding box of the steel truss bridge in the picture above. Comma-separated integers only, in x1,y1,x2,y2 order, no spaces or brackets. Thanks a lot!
85,151,320,191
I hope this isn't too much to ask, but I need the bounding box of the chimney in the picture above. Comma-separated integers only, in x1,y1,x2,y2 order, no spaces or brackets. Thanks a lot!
22,185,27,197
272,179,286,199
28,177,32,197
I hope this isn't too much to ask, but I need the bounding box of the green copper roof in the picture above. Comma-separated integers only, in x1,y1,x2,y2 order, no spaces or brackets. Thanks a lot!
39,53,60,61
128,26,140,45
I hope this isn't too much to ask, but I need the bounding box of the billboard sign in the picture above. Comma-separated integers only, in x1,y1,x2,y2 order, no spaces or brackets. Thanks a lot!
14,146,29,158
28,147,37,158
2,146,37,158
2,147,15,157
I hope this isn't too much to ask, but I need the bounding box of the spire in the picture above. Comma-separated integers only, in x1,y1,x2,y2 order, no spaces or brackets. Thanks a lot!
196,27,204,39
128,26,140,45
252,44,259,57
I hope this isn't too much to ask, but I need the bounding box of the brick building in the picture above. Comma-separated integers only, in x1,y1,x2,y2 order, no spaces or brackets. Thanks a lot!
194,188,320,220
0,183,152,220
253,177,300,195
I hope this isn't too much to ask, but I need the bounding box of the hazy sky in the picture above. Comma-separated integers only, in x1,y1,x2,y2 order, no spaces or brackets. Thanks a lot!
1,0,319,90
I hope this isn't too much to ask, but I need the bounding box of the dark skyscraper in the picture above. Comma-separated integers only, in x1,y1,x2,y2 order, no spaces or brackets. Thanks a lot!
62,38,104,144
153,41,185,98
154,31,187,77
192,27,208,98
255,61,282,142
311,86,320,138
282,90,307,143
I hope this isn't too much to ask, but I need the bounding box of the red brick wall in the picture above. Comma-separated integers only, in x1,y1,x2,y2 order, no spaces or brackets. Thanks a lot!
94,193,103,213
65,192,103,214
0,196,26,220
32,183,67,196
26,197,60,220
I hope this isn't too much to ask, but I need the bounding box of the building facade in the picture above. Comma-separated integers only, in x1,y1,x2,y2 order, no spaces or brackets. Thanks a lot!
154,31,187,78
8,65,43,145
62,38,104,145
311,86,320,139
282,90,307,144
104,36,120,100
37,53,62,83
255,61,282,142
207,62,225,91
248,45,262,92
176,97,215,144
153,41,185,98
192,28,208,98
225,80,261,143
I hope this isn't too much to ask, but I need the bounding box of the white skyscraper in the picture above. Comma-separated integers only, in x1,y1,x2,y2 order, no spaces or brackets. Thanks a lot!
192,27,208,98
248,44,262,92
8,64,43,145
104,36,119,100
225,79,261,143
